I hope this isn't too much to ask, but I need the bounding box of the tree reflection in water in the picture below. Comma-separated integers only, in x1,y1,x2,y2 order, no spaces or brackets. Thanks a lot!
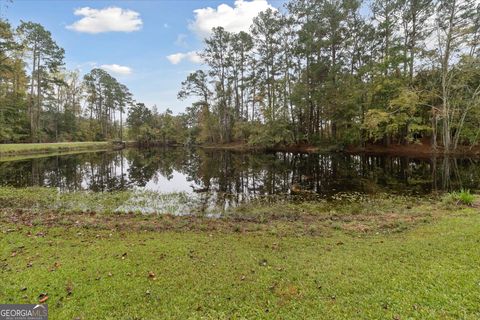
1,148,480,210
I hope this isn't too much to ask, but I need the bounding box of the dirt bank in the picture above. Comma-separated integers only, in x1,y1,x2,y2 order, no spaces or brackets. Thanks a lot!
346,143,480,157
200,141,480,157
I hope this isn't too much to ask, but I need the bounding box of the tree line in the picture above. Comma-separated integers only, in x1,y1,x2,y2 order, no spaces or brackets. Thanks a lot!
0,15,189,145
0,18,136,143
172,0,480,152
2,0,480,153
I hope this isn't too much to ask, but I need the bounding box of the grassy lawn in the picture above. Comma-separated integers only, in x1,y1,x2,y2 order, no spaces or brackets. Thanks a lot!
0,141,113,157
0,189,479,319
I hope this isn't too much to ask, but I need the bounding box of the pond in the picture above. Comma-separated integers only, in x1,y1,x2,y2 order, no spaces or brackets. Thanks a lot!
1,147,479,202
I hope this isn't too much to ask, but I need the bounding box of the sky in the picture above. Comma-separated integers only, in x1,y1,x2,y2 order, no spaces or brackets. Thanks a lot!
3,0,285,114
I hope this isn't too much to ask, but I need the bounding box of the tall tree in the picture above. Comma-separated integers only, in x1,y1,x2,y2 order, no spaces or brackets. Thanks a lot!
435,0,476,151
202,27,233,143
17,21,64,141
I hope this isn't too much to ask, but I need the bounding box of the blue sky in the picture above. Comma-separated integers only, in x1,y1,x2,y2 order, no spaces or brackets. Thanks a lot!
4,0,284,114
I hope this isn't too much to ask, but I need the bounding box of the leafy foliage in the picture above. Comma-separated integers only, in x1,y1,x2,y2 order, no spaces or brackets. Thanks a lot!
2,0,480,150
444,189,475,206
175,0,480,151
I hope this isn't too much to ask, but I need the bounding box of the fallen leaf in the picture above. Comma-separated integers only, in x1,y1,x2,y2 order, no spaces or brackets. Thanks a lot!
50,261,61,271
38,293,48,303
148,271,156,280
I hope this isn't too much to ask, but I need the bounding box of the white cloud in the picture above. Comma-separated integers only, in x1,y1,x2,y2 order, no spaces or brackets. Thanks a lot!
189,0,275,38
100,64,133,75
166,52,202,65
67,7,143,34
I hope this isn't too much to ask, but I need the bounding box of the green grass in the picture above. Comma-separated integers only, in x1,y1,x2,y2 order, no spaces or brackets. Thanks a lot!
0,141,114,157
0,149,117,162
0,212,479,319
444,189,476,206
0,188,479,318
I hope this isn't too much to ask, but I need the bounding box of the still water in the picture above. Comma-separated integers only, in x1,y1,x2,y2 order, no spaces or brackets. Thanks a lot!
1,148,479,200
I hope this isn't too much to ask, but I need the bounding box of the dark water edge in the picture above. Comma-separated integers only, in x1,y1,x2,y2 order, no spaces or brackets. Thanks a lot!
0,147,479,197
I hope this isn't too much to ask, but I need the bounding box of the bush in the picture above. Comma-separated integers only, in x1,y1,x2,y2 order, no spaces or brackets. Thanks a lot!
444,189,475,206
247,120,294,148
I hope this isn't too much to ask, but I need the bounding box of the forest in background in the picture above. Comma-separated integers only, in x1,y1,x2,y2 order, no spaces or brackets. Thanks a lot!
1,0,480,153
0,16,142,142
174,0,480,152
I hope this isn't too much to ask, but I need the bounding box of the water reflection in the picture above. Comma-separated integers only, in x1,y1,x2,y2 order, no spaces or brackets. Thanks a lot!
1,148,479,203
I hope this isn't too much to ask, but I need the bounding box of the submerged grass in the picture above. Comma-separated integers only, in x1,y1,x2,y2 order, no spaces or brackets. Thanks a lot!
0,187,479,318
0,187,436,234
0,187,197,216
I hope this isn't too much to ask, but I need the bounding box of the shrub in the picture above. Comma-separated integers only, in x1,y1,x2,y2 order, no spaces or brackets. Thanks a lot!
444,189,475,206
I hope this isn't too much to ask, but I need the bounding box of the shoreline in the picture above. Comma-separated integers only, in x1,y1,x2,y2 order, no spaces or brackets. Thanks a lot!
345,144,480,157
0,187,438,235
198,142,334,154
3,140,480,160
199,142,480,157
0,141,125,159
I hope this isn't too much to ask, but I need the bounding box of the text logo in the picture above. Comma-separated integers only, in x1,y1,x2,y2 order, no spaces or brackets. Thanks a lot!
0,304,48,320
